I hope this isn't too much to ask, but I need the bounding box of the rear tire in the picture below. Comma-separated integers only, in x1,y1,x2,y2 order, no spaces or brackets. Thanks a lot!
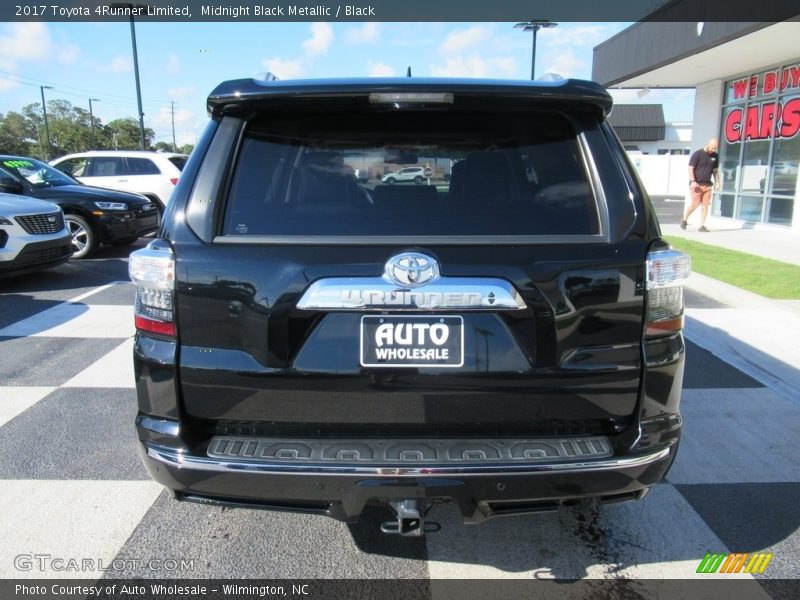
414,176,424,184
385,177,396,185
65,214,97,259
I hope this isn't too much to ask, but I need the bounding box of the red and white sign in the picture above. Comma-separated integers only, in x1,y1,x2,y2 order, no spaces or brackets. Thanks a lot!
725,62,800,143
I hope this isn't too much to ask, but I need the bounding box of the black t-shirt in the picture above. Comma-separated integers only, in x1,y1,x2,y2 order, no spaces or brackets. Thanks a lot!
689,148,719,184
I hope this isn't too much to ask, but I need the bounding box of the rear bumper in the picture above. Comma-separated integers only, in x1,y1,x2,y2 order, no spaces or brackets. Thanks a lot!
136,420,678,523
95,211,158,243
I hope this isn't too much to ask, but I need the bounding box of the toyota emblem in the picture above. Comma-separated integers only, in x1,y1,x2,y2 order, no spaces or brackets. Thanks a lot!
384,252,439,287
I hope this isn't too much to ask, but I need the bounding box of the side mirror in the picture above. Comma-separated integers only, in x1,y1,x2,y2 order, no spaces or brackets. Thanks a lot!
0,177,23,194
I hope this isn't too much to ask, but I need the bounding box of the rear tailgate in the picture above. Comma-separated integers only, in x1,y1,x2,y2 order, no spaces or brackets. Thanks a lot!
171,80,649,439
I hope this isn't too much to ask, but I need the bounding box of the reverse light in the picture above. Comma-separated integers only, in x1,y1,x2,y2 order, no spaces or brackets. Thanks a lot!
645,248,691,338
94,201,128,211
129,241,175,337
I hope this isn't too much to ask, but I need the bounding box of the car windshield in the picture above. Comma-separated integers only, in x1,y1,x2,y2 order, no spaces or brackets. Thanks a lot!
1,158,77,188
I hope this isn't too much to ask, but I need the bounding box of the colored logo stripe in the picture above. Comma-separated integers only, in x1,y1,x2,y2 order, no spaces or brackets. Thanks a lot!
697,552,773,574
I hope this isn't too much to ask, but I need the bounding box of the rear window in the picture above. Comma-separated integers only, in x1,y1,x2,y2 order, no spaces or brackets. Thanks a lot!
222,111,599,238
168,156,188,171
127,157,161,175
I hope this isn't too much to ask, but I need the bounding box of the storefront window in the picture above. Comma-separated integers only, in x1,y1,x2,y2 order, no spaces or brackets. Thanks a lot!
716,61,800,226
767,196,794,224
736,195,764,221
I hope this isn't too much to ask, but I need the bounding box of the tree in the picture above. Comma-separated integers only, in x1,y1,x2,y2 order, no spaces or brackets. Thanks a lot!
104,118,155,151
0,112,36,156
178,143,194,155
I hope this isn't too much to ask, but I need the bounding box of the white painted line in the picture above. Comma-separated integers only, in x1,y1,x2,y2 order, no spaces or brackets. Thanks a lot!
669,388,800,485
0,479,162,579
0,387,56,428
685,308,800,405
63,338,135,388
66,281,128,305
0,304,134,338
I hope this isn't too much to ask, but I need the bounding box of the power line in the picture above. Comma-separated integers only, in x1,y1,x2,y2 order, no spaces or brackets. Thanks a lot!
0,69,172,109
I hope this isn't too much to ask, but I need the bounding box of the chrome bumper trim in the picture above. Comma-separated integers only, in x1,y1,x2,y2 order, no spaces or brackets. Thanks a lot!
145,443,671,477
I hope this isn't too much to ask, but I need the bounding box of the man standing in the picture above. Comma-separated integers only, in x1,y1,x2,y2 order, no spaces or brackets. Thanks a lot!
681,138,720,232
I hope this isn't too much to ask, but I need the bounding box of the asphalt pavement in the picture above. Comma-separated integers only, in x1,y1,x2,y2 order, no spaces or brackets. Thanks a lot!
0,239,798,593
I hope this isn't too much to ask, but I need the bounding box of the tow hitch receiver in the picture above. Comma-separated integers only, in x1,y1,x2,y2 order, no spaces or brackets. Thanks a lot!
380,499,442,536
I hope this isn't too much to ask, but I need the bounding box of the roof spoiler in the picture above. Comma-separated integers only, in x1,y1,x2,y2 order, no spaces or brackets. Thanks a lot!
206,77,613,119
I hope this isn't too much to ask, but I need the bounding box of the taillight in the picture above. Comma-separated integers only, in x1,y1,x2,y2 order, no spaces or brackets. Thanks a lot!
645,247,691,338
129,241,175,337
170,178,179,185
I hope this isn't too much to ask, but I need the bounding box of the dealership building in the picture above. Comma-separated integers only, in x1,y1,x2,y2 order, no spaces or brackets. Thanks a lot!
594,21,800,230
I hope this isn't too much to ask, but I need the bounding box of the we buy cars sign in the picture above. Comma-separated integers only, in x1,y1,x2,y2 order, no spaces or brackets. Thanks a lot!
724,62,800,143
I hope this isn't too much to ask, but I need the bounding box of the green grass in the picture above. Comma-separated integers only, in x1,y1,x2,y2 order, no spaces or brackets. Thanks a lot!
664,236,800,299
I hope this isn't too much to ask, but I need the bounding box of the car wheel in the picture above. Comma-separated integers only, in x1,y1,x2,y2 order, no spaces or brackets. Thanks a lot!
110,236,139,247
65,215,97,259
386,177,396,185
414,176,424,184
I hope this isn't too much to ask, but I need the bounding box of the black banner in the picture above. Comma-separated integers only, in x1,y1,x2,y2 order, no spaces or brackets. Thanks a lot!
2,0,799,22
2,579,799,600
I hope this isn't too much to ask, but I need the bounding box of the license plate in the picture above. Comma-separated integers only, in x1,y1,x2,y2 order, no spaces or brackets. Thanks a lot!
360,315,464,368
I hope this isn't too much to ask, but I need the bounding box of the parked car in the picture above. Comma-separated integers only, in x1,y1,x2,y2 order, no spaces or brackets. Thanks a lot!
382,166,427,184
0,192,72,277
50,151,187,215
130,77,690,537
0,156,158,258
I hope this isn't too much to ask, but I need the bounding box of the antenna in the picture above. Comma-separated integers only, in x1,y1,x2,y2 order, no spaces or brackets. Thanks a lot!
406,66,412,78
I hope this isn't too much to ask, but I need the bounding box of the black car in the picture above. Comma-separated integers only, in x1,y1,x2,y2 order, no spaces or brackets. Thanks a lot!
0,156,159,258
130,77,690,536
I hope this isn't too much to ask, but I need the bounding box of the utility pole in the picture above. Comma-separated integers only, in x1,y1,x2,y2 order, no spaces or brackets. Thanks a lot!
89,98,100,149
129,13,146,149
170,100,177,152
514,20,558,80
40,85,53,160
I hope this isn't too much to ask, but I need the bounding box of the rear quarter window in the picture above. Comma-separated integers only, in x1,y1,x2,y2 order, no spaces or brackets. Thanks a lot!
222,110,600,238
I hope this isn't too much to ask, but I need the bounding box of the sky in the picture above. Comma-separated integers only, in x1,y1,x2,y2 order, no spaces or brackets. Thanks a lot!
0,21,696,147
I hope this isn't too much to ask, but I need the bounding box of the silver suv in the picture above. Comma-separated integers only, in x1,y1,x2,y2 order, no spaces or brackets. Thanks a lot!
0,192,72,277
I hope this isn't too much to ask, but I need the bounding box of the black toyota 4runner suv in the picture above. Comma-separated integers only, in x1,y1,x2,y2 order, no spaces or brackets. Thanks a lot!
130,77,689,536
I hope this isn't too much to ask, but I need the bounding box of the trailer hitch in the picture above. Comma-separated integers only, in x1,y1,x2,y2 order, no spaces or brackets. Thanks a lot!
380,499,441,536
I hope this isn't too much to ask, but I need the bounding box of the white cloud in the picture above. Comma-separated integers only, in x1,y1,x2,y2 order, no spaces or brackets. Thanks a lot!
439,26,492,56
543,49,585,78
429,54,516,78
301,22,334,57
346,23,380,45
262,57,305,79
151,106,195,129
166,53,180,75
57,44,80,65
367,61,395,77
538,24,612,48
262,22,335,80
167,86,196,102
0,23,79,73
0,78,20,93
104,55,132,74
0,23,51,68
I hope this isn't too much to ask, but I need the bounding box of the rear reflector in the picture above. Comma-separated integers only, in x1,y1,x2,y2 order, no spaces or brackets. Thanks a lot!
170,178,179,185
645,248,691,339
135,315,175,337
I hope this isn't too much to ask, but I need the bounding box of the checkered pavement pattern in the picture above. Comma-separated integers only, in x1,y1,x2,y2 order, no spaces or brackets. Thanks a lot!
0,281,798,587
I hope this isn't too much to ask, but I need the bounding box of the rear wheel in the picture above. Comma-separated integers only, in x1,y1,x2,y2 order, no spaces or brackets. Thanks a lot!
65,215,97,259
414,176,424,184
385,177,396,185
